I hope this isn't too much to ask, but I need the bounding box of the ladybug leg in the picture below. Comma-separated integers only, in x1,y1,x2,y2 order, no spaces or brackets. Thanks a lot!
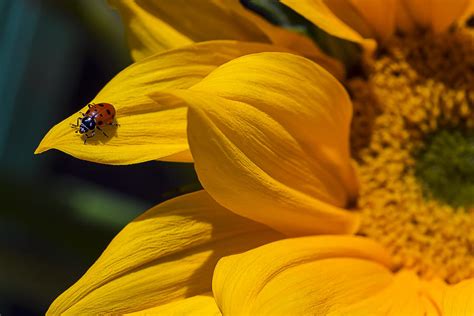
109,122,120,127
70,117,82,128
83,131,95,144
96,126,108,138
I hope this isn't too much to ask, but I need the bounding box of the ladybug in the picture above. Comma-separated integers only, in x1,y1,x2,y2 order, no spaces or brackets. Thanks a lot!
71,102,118,143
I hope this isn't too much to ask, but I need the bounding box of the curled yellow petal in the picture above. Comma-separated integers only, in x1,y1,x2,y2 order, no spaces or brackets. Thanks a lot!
35,41,291,164
282,0,377,54
169,52,359,236
212,236,393,315
443,277,474,316
400,0,472,33
47,191,282,315
125,293,221,316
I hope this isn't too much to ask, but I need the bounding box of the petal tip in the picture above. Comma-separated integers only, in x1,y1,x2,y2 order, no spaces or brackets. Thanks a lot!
34,138,51,155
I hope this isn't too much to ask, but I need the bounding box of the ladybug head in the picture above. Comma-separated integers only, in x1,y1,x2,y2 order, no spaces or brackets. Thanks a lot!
80,117,96,134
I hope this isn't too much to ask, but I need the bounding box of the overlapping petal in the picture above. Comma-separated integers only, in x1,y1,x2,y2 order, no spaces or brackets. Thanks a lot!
443,278,474,316
334,270,443,315
283,0,471,53
47,190,282,315
166,52,359,236
281,0,378,53
109,0,344,78
397,0,472,33
348,0,397,41
212,236,446,315
35,41,292,164
108,0,266,61
212,236,393,315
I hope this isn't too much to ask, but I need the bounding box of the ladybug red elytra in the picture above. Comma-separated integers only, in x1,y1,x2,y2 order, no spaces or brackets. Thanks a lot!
71,102,118,143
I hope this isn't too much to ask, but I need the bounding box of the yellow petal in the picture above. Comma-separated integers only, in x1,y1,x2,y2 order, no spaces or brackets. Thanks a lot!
400,0,472,32
110,0,344,79
224,0,345,79
47,190,282,315
35,41,291,164
348,0,397,41
109,0,267,60
421,278,448,316
212,235,393,315
125,293,221,316
443,277,474,316
333,270,440,315
282,0,377,54
108,0,192,61
168,52,359,236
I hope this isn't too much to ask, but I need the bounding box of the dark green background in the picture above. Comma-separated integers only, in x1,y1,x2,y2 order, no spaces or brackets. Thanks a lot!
0,1,199,314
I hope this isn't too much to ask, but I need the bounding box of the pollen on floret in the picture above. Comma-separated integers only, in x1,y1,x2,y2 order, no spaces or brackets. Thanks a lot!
349,25,474,284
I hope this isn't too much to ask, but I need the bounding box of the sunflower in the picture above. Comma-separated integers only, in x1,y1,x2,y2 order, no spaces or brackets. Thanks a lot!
36,0,474,315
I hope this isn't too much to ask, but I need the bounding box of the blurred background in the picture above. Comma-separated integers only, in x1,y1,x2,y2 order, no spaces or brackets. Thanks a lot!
0,1,200,314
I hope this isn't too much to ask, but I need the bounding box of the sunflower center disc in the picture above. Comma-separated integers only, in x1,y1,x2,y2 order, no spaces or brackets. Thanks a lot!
415,129,474,208
349,24,474,284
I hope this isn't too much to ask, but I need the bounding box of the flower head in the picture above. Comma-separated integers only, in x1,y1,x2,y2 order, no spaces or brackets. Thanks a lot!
37,0,474,314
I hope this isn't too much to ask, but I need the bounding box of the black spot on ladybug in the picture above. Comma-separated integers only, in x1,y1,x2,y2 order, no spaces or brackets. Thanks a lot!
98,121,103,125
100,114,103,117
99,104,104,107
86,110,90,114
106,109,111,115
